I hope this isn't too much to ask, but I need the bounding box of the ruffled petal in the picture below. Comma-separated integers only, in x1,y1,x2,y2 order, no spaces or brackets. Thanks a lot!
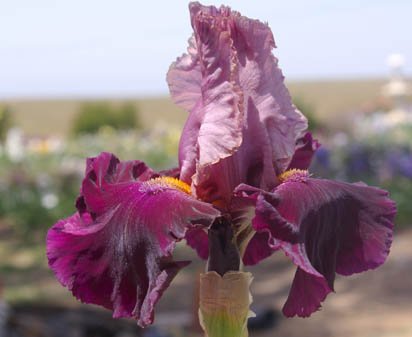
167,35,202,112
271,172,396,316
47,153,219,327
229,9,307,174
167,3,307,202
287,132,320,170
168,4,244,185
78,152,157,215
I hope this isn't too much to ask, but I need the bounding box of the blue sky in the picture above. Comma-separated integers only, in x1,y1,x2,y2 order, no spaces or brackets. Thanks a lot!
0,0,410,99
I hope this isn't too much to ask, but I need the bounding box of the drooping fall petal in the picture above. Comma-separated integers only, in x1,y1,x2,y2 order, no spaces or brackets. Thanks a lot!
282,267,331,317
261,170,396,316
167,3,307,203
47,152,219,327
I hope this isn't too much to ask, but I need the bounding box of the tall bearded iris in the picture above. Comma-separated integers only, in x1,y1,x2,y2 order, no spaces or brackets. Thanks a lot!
47,2,396,336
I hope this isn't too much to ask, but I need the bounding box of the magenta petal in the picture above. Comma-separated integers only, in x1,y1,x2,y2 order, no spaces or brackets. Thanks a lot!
167,3,307,201
276,177,395,275
229,191,276,265
279,240,333,316
252,193,299,244
86,151,157,184
185,226,209,260
242,232,275,266
282,268,332,317
234,184,299,244
80,152,158,215
271,175,395,316
47,213,190,326
287,132,320,170
47,153,219,327
232,184,293,265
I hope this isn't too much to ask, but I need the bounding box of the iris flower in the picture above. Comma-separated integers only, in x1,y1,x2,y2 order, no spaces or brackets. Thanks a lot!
47,2,396,335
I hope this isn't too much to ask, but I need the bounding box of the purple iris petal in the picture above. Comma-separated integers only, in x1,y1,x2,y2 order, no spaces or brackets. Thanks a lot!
185,226,209,260
167,3,307,203
283,267,331,317
288,132,320,170
270,172,396,316
252,192,300,244
168,4,244,188
234,184,299,257
47,152,219,327
242,232,276,266
167,35,202,114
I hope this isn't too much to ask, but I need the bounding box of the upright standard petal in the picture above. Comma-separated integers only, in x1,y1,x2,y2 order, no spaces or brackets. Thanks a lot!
167,3,307,203
166,35,202,113
47,153,219,327
262,171,396,317
168,3,244,186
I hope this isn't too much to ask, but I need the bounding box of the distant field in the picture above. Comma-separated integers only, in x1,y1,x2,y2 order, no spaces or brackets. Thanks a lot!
1,78,392,137
2,98,188,137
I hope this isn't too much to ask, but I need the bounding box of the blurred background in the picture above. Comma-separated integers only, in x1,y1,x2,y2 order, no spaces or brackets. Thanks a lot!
0,1,411,336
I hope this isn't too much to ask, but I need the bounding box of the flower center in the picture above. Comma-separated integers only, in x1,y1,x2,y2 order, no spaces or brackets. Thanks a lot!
147,176,191,194
278,169,309,183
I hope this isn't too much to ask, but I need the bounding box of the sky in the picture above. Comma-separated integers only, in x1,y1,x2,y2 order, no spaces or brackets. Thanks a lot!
0,0,411,99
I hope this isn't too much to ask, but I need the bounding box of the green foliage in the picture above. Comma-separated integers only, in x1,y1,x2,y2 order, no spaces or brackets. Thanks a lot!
383,178,412,228
72,102,139,135
0,105,12,141
0,157,79,240
293,97,322,132
0,125,179,242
